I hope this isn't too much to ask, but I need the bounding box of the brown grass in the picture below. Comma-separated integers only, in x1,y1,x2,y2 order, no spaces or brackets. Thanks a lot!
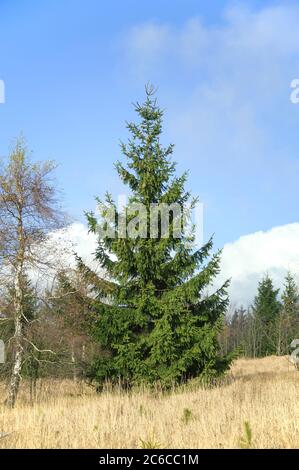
0,356,299,448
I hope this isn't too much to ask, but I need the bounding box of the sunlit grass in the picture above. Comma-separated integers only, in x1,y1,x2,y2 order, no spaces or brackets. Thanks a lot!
0,356,298,448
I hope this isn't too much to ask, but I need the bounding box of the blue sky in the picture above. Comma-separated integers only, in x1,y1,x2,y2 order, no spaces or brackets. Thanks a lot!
1,0,299,254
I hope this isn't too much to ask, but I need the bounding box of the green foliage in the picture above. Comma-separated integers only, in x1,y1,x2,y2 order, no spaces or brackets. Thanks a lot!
252,275,281,356
281,271,299,320
278,271,299,355
139,433,162,449
181,408,193,425
84,85,232,388
253,275,281,324
219,273,299,358
239,421,253,449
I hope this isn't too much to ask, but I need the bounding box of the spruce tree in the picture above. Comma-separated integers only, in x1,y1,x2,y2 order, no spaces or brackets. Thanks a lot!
282,272,299,318
252,275,281,356
84,86,233,387
279,271,299,354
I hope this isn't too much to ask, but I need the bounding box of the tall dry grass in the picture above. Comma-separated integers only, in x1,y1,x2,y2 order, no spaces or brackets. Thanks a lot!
0,356,298,448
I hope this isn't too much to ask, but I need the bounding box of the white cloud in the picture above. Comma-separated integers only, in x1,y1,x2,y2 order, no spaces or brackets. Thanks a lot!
48,222,98,270
57,222,299,309
24,222,99,290
217,222,299,307
125,23,172,66
124,4,299,74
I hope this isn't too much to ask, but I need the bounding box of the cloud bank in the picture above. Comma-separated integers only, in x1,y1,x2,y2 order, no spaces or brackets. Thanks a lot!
60,221,299,308
218,222,299,307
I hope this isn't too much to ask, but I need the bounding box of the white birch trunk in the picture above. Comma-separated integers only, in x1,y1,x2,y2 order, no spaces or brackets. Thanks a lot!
71,340,77,382
5,263,24,407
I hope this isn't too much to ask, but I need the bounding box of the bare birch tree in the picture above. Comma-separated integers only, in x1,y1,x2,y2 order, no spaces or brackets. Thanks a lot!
0,138,65,407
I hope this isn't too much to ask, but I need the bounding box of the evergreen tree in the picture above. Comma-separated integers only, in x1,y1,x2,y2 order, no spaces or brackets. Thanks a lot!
281,272,299,318
278,271,299,354
84,86,233,388
252,275,281,356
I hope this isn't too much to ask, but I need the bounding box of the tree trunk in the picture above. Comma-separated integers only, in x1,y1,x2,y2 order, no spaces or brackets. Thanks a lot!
71,340,77,382
276,315,282,356
30,357,40,405
81,343,86,362
5,264,24,408
5,319,23,407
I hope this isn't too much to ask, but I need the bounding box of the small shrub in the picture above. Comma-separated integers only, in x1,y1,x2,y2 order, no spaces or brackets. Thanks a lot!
181,408,193,425
139,433,162,449
239,421,253,449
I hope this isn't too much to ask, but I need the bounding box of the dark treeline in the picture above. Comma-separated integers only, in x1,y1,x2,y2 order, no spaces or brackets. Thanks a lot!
219,273,299,358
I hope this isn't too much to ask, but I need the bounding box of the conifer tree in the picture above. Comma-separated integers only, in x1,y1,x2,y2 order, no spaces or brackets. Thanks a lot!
278,272,299,354
84,86,233,387
252,275,281,356
281,272,299,318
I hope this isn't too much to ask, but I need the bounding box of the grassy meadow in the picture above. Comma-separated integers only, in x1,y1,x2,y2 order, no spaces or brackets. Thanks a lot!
0,356,298,449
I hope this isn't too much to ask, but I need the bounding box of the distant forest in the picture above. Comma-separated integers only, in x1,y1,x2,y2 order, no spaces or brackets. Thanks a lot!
220,272,299,358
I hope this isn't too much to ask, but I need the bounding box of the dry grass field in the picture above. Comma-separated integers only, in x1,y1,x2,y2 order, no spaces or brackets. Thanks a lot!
0,356,299,449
